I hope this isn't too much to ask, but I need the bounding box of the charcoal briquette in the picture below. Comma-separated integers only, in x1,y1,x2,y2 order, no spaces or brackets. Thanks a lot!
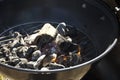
17,58,28,68
16,46,28,58
26,61,36,69
25,45,37,59
19,62,27,68
0,58,6,63
7,57,20,66
20,37,26,45
71,54,81,65
31,50,41,61
48,63,65,70
20,58,28,63
10,39,20,48
34,54,46,68
42,53,57,67
0,52,5,58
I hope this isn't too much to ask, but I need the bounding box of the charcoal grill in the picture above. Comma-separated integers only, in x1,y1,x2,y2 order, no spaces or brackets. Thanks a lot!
0,0,119,80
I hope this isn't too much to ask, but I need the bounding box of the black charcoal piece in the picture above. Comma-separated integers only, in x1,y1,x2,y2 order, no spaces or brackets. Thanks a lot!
34,54,46,68
56,55,65,64
20,58,28,62
0,52,5,58
11,48,18,57
16,46,28,58
31,50,41,61
18,58,28,68
48,63,65,69
65,26,78,38
25,45,37,59
19,62,27,68
19,37,26,45
2,46,10,54
62,56,73,67
0,58,6,63
59,42,78,55
37,34,54,48
71,54,82,65
10,39,20,48
42,53,57,67
26,61,36,69
7,56,20,66
10,32,25,48
11,39,23,48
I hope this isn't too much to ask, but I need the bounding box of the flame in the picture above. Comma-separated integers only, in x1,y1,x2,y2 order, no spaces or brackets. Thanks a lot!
51,45,81,63
63,56,67,61
77,46,81,56
51,57,57,62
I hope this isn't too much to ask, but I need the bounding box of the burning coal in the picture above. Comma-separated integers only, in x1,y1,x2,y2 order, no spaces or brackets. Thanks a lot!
0,22,82,70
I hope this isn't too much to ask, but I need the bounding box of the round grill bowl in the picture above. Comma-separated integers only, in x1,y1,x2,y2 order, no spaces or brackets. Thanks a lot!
0,0,119,80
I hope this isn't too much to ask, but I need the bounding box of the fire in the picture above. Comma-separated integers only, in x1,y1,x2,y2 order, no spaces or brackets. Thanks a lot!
77,46,81,56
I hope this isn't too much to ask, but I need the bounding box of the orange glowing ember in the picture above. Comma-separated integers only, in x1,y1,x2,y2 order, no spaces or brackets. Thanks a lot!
77,46,81,56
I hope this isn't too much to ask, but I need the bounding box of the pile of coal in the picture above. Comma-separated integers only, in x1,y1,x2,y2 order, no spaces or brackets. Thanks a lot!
0,22,82,70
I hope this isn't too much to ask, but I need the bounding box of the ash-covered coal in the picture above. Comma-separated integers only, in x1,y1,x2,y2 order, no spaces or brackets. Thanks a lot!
0,22,82,70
